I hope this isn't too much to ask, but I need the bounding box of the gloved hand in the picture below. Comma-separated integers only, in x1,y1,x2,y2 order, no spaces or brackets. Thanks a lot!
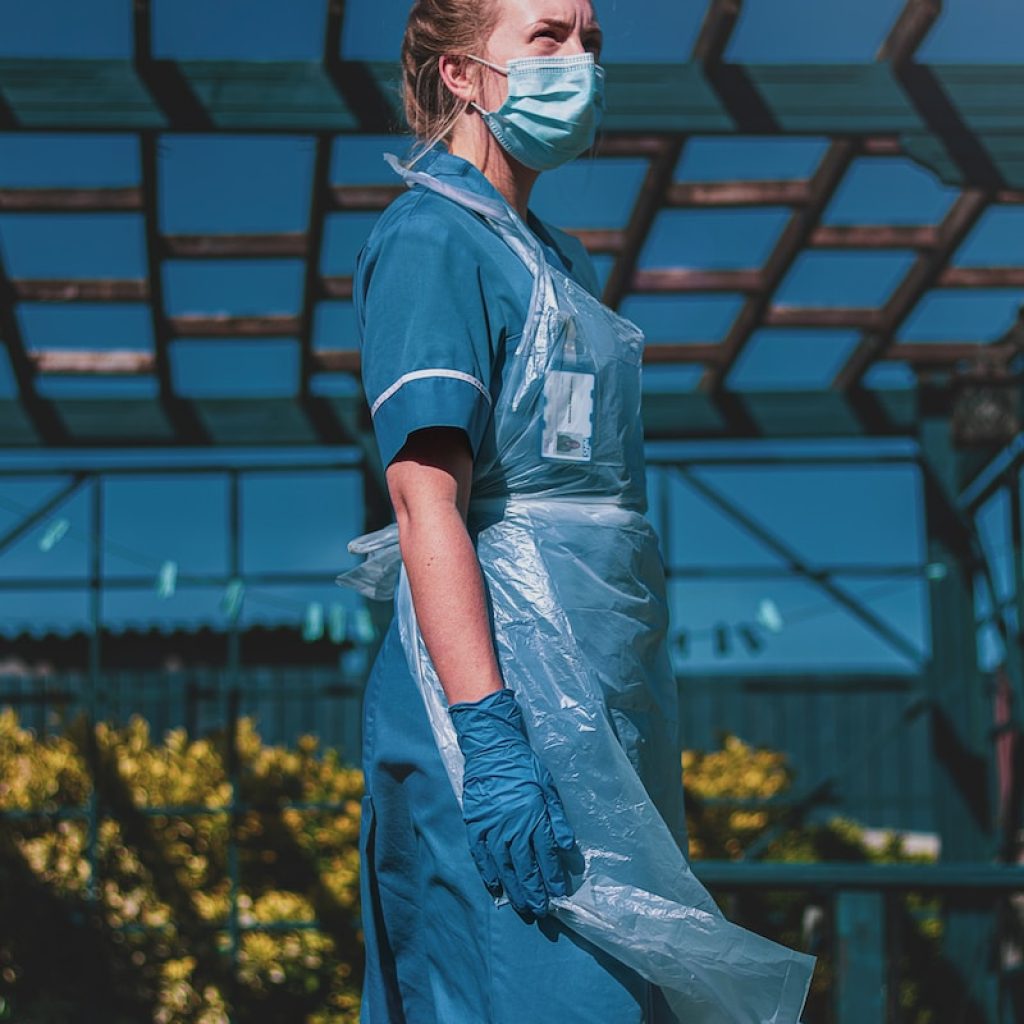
448,687,576,918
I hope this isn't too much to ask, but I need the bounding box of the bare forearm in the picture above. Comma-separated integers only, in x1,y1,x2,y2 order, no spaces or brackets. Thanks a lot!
397,503,504,705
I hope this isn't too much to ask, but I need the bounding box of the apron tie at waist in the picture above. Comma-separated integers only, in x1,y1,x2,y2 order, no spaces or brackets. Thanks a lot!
334,494,640,602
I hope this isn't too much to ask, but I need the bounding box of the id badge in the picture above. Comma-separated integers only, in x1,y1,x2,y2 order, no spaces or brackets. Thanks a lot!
541,369,595,462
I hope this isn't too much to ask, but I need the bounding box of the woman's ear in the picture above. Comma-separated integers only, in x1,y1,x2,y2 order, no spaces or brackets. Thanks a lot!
439,54,478,104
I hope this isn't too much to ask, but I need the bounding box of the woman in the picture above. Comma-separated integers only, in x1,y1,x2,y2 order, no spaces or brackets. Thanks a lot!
341,1,815,1021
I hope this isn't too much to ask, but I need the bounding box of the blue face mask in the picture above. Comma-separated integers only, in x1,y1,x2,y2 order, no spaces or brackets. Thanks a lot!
467,52,606,172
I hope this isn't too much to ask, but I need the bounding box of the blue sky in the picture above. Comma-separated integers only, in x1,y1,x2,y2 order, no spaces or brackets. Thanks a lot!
0,1,1021,676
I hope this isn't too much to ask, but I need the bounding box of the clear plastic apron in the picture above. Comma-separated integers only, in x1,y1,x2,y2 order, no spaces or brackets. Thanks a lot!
337,154,816,1024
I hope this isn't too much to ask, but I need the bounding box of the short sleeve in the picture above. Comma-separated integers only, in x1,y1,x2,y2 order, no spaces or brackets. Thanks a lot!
354,203,496,469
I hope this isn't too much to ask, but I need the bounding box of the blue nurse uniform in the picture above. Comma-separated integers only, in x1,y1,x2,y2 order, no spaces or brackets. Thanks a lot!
354,146,676,1023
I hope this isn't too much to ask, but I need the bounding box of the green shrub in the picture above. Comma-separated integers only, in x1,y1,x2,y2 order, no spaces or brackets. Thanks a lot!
683,734,943,1024
0,710,945,1024
0,709,363,1024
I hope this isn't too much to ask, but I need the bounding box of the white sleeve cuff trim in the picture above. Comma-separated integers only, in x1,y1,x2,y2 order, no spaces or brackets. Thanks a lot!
370,368,492,417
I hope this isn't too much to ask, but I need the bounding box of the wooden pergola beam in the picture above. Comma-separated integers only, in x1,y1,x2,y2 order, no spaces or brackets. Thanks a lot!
600,0,745,313
643,343,724,364
133,0,210,443
0,187,142,212
880,342,1015,365
877,0,941,64
566,228,625,255
810,225,939,250
699,0,944,394
291,0,360,447
330,185,404,211
693,0,741,64
592,135,672,159
162,233,307,259
12,280,149,302
602,137,685,309
764,306,884,330
169,315,302,338
0,243,69,443
314,349,361,373
833,189,990,389
666,180,811,208
861,136,904,157
700,141,857,391
17,244,1015,313
938,267,1024,289
632,268,762,293
27,339,1014,378
31,349,155,374
321,277,354,300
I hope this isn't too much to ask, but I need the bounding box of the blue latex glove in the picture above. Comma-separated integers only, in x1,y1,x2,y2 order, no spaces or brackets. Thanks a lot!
448,687,576,918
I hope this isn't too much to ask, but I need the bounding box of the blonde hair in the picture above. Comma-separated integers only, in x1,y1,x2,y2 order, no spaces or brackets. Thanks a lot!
401,0,501,165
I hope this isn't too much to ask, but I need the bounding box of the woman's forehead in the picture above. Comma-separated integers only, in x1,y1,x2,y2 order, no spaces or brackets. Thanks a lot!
496,0,599,32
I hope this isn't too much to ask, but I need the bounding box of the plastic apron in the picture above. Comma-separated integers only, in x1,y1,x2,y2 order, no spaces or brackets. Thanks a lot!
338,154,816,1024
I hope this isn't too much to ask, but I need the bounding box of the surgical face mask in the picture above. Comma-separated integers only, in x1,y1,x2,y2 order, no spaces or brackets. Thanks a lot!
466,52,605,172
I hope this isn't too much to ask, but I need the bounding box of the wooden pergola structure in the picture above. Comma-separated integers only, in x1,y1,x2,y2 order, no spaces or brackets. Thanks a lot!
0,0,1020,455
2,2,1024,1020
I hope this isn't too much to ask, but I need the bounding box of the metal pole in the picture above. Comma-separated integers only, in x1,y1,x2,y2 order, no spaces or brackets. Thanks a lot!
919,391,1001,1021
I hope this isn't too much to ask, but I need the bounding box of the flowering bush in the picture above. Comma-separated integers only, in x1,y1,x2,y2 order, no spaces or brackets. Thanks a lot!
0,710,944,1024
682,733,942,1024
0,709,363,1024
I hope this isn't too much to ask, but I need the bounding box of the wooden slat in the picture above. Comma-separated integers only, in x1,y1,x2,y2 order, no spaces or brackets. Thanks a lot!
834,190,990,389
881,343,1013,365
632,268,762,293
313,349,361,373
601,5,744,316
861,136,904,157
693,0,742,64
566,228,625,255
129,0,211,442
162,233,307,259
592,135,671,158
313,344,730,372
938,267,1024,289
0,234,69,442
877,0,941,64
644,343,723,364
603,137,685,309
666,180,811,208
320,277,354,300
330,185,404,211
169,315,302,338
0,187,142,212
296,124,336,438
702,140,857,391
31,341,1011,377
13,279,148,302
765,306,884,330
810,225,939,249
31,349,154,374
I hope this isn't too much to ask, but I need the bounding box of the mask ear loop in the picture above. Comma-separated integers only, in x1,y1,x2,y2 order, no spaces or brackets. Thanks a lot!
465,54,509,75
465,54,509,117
